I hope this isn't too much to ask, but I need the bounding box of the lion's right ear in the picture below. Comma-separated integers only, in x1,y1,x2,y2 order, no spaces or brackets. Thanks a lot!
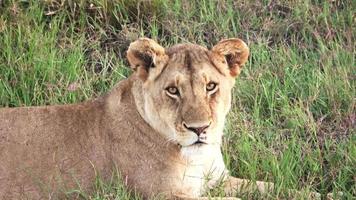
127,38,168,81
211,38,249,77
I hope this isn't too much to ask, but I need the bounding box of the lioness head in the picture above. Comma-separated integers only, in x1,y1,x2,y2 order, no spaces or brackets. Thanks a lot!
127,38,249,147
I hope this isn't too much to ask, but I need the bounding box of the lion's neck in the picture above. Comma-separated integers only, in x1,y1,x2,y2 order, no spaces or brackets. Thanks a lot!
130,78,147,125
105,77,180,154
131,77,177,143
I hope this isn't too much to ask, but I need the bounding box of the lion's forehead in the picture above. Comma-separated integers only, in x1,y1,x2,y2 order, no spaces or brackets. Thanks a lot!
162,45,223,79
163,64,218,87
166,44,211,66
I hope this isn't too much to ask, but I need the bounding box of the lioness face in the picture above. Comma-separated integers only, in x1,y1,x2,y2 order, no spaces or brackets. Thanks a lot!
142,47,236,146
127,38,249,147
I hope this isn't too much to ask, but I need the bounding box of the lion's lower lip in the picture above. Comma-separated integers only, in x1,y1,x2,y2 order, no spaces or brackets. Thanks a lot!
193,140,207,145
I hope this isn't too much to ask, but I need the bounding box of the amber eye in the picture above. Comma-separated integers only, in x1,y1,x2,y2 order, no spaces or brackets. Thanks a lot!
166,86,180,96
206,82,217,92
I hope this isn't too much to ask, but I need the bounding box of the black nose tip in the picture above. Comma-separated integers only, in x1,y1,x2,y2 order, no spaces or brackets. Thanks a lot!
183,123,210,136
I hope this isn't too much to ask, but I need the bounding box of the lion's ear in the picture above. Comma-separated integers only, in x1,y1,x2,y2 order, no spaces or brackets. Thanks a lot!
127,38,168,80
211,38,249,77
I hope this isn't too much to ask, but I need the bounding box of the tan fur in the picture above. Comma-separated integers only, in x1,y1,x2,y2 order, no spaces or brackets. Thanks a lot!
0,38,320,200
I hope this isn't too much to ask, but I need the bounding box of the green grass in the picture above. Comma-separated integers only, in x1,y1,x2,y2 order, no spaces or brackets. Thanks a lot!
0,0,355,199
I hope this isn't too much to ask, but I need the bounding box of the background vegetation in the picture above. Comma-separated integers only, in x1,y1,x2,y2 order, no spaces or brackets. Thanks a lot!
0,0,354,199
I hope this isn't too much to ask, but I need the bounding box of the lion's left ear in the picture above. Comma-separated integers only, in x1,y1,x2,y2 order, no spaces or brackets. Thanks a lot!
127,38,168,81
211,38,249,77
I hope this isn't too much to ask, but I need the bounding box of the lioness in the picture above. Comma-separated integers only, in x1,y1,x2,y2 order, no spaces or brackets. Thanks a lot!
0,38,313,200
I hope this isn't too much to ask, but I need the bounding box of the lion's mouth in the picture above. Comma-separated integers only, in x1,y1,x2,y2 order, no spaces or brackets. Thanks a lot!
192,134,208,145
193,140,207,145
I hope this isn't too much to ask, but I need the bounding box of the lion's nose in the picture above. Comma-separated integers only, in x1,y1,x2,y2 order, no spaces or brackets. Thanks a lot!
183,122,210,136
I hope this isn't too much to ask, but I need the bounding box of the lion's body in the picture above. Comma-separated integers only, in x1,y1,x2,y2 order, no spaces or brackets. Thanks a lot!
0,38,254,200
0,77,228,199
0,98,107,199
